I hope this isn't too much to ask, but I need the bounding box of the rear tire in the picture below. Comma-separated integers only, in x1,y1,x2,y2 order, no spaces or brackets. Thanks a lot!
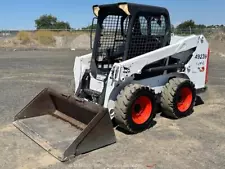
114,84,157,134
160,78,196,119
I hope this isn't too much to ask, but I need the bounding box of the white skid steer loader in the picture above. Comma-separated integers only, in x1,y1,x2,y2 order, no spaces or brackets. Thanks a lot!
13,2,210,162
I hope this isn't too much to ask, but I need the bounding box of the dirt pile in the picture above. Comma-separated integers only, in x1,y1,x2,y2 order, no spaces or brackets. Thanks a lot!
0,37,41,48
0,31,91,50
70,34,92,49
54,34,92,49
208,31,225,55
1,30,225,53
212,32,225,42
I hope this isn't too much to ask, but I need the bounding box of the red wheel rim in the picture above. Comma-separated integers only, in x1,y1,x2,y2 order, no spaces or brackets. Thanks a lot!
131,96,152,124
177,87,193,112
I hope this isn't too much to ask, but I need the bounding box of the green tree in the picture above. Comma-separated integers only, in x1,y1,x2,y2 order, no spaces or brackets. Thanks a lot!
55,21,71,30
35,15,57,29
207,25,216,28
197,24,206,29
176,20,196,30
35,14,71,30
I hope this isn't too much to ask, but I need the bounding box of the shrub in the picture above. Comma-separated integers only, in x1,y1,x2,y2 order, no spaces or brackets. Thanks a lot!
57,30,88,37
57,31,72,37
33,30,56,46
16,31,31,44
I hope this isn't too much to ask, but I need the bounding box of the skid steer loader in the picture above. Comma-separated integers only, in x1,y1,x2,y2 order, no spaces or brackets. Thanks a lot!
13,2,210,162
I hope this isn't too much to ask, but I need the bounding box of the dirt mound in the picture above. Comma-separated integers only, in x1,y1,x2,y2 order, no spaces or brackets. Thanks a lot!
54,33,92,49
70,34,92,49
0,37,40,48
0,32,92,50
211,31,225,42
1,30,224,53
208,31,225,54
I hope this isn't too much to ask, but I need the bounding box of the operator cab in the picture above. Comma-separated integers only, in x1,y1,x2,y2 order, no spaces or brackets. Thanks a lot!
90,2,171,77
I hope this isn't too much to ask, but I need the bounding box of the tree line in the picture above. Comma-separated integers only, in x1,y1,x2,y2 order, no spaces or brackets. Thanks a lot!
174,19,224,31
34,14,94,30
35,15,224,31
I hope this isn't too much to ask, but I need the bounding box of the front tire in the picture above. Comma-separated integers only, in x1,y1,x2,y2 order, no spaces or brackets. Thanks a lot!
160,78,196,119
114,84,157,133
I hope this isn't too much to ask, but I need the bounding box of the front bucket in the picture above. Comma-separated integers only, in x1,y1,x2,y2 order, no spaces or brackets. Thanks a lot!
13,88,116,162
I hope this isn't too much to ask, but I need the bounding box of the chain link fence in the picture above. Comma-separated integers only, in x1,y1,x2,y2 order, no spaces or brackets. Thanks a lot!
173,27,225,37
0,28,224,50
1,27,224,37
0,29,91,38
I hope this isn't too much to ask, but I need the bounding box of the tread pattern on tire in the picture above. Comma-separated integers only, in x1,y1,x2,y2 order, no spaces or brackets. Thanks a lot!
160,77,196,119
114,84,156,133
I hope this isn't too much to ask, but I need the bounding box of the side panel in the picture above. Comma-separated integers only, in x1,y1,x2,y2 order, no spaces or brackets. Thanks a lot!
103,35,204,117
117,35,199,81
184,35,209,89
104,72,189,118
135,73,189,93
111,35,208,90
73,53,92,93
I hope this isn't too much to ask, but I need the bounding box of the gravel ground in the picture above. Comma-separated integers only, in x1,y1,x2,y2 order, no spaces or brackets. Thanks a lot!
0,50,225,169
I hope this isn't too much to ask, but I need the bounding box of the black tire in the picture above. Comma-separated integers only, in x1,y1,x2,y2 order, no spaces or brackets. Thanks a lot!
114,84,157,134
160,78,196,119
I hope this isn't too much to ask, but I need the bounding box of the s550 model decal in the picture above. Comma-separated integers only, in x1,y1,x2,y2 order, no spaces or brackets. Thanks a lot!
195,54,207,59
